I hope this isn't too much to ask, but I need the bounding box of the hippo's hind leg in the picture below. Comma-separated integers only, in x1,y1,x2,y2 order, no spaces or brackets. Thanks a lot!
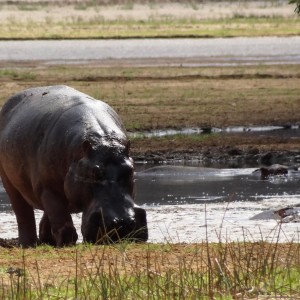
1,174,37,247
41,189,78,247
39,213,56,246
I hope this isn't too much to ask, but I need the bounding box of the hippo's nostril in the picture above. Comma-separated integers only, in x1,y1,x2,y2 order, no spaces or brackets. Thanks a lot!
83,207,148,244
112,217,119,224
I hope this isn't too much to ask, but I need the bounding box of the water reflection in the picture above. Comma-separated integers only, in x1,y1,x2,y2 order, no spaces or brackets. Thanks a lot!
129,125,300,139
0,184,10,211
0,165,299,243
1,166,300,210
134,166,300,206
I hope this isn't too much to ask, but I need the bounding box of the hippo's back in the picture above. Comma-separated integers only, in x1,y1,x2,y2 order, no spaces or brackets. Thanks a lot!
0,85,122,131
0,85,124,142
0,85,126,178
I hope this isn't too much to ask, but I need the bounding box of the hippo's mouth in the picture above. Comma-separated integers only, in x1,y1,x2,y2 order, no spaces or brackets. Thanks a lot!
82,207,148,244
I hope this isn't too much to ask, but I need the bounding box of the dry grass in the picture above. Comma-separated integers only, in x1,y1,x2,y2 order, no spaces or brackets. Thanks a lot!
0,240,299,299
0,1,299,39
1,63,300,156
1,64,300,131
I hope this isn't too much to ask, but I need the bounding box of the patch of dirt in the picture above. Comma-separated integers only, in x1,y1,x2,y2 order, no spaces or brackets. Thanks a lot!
0,238,18,248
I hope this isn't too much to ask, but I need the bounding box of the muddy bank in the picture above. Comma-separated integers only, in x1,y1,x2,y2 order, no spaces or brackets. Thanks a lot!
130,125,300,167
133,148,300,167
131,135,300,167
0,238,17,248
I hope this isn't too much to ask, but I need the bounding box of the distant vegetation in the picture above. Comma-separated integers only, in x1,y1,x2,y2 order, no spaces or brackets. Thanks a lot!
0,0,298,5
290,0,300,14
0,0,295,2
0,0,298,39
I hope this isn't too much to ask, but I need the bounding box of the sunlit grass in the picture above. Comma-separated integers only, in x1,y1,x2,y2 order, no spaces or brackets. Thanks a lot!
0,230,299,299
0,16,299,39
1,64,300,131
0,69,36,80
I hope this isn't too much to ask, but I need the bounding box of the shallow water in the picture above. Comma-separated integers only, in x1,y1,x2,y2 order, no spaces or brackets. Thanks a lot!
0,165,299,244
129,125,300,138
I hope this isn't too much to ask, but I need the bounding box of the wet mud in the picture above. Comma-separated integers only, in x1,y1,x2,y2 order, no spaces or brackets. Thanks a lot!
131,126,300,168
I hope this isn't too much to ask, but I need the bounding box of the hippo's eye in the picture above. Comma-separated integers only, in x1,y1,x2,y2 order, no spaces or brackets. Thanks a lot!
91,165,104,180
119,165,134,185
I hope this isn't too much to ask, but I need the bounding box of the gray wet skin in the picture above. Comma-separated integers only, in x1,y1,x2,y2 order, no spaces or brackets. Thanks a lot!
0,85,148,247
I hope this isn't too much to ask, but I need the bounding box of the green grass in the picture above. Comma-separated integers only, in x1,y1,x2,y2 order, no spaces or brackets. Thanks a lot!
17,4,45,11
0,69,36,80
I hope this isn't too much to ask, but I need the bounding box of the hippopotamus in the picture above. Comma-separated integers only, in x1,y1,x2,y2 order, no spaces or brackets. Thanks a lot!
253,164,298,180
0,85,148,247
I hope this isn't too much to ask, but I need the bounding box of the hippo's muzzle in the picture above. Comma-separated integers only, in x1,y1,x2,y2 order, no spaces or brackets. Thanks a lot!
82,206,148,244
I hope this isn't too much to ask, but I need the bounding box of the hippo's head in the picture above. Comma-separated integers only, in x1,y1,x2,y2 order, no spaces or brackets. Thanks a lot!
65,139,148,244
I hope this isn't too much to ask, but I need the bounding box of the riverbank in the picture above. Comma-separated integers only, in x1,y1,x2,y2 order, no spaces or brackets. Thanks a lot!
131,135,300,167
1,62,299,167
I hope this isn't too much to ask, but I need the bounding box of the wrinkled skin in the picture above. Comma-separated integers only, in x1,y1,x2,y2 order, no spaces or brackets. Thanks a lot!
0,85,148,247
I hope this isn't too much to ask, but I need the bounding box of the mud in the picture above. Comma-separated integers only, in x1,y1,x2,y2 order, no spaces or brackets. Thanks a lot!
132,148,300,169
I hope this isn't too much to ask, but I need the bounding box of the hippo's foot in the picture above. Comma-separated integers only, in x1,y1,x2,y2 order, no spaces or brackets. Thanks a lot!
17,212,38,247
39,214,56,246
39,213,78,247
53,222,78,247
18,237,38,248
40,190,78,247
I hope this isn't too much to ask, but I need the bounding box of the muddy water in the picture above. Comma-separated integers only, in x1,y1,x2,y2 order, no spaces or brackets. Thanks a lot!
0,165,299,244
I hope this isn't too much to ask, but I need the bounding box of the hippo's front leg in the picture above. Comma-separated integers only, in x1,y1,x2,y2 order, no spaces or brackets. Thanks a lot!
41,189,78,246
39,213,56,246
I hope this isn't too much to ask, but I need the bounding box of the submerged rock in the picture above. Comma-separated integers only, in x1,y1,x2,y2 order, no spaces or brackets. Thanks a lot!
250,204,300,223
275,206,300,223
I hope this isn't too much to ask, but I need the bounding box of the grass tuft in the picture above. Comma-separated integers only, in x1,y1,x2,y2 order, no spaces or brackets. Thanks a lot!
0,234,299,299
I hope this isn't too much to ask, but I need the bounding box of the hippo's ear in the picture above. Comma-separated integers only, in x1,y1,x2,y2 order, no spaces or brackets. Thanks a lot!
82,140,93,156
